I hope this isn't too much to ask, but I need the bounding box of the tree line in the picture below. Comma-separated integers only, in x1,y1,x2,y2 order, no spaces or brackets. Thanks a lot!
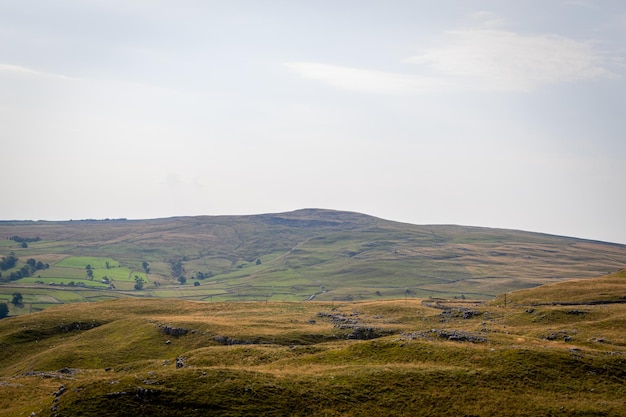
8,236,41,243
0,293,24,319
0,252,49,282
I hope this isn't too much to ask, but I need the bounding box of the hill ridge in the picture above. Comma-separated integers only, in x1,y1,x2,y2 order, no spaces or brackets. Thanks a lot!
0,209,625,311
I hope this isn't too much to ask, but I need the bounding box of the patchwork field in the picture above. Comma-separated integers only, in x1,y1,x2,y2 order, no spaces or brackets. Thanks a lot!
1,210,625,314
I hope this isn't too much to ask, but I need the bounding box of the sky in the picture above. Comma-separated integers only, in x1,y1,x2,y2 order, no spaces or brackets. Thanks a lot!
1,1,625,244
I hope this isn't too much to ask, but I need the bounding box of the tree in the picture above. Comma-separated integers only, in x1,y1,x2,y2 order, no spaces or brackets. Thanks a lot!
0,252,18,271
105,261,110,269
20,265,31,277
11,292,23,305
170,260,184,278
0,302,8,319
193,281,200,287
134,275,144,290
256,259,262,266
196,271,213,280
178,276,187,285
142,261,150,274
85,265,94,280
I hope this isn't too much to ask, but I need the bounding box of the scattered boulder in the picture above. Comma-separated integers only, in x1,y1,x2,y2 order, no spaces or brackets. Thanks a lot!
105,391,129,398
317,311,397,340
23,370,76,379
462,310,481,319
59,321,102,332
53,385,66,398
317,312,358,326
440,308,483,321
212,335,258,345
400,329,487,343
50,385,67,417
544,331,574,342
160,326,189,337
345,326,394,340
436,329,486,343
567,310,587,316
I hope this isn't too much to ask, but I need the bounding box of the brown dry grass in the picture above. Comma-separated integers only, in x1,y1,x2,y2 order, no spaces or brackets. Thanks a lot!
500,268,626,305
1,277,626,416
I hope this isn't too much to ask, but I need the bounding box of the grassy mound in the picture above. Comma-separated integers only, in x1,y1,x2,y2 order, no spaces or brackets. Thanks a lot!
1,274,626,416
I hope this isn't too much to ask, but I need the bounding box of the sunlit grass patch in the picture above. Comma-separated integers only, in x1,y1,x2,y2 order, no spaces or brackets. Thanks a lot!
54,256,120,269
1,292,625,415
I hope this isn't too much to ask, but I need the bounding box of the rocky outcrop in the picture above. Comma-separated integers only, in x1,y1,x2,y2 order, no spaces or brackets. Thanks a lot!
316,312,396,340
160,326,189,337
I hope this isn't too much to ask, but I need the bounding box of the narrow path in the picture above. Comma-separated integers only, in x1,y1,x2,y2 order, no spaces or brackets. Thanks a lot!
272,237,314,263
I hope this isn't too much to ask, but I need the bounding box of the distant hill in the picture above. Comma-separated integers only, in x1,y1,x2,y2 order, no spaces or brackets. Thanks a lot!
0,209,625,311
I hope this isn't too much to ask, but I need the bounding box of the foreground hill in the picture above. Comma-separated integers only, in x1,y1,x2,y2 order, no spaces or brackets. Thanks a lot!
1,209,625,313
0,270,625,416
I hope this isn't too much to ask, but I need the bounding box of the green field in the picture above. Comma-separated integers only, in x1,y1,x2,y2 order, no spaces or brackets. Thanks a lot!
19,277,109,288
55,256,120,269
52,257,144,281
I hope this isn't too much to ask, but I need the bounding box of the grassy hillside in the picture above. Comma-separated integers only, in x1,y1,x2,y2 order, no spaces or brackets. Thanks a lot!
1,270,625,416
1,209,625,314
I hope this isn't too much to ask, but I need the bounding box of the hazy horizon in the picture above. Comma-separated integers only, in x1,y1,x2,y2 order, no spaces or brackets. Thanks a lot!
2,1,625,244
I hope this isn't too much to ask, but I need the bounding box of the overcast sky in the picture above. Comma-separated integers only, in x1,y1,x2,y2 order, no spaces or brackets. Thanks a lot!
2,1,625,244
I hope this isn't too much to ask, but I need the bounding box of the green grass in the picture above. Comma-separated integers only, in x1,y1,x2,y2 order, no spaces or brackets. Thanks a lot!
55,256,120,269
1,276,626,416
19,277,109,288
0,285,130,317
95,267,144,282
36,257,145,283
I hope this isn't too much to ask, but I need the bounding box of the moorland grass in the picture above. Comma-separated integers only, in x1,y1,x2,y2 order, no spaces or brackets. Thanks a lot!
1,291,625,416
2,210,626,310
498,268,626,306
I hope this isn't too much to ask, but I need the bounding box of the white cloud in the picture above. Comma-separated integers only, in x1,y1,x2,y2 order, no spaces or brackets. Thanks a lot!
563,0,599,9
0,63,78,81
468,11,507,29
286,23,613,94
407,29,613,92
284,62,451,95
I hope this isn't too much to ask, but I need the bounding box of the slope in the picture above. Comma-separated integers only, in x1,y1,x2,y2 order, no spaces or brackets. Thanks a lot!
0,209,625,309
1,271,625,416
